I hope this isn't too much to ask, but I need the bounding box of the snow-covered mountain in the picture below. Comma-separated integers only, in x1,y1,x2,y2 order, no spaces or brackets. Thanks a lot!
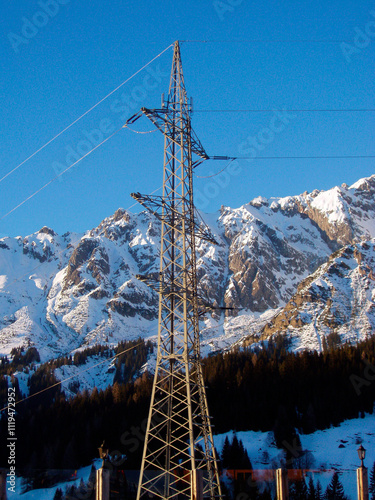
259,239,375,351
1,174,375,367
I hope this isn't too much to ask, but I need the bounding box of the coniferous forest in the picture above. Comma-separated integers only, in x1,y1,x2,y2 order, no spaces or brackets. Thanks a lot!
0,335,374,478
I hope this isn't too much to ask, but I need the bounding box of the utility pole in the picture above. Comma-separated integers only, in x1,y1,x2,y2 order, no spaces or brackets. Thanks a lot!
131,40,222,500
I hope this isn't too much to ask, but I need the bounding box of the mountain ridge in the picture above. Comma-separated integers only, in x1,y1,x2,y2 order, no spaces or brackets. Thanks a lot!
0,174,374,371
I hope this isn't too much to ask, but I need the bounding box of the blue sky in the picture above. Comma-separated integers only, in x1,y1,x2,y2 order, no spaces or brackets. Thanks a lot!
1,0,374,237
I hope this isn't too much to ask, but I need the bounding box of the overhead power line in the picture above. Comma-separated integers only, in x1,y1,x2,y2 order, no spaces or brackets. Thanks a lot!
234,155,375,160
181,39,355,43
0,340,146,413
195,109,375,113
0,43,173,186
207,155,375,161
0,121,160,223
197,155,375,178
0,127,124,222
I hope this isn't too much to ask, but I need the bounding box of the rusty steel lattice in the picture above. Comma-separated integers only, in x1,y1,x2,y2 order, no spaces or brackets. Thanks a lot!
131,41,222,500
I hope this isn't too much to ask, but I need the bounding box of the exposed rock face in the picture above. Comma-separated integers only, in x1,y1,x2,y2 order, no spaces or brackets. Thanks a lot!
0,174,374,361
39,226,56,237
295,177,375,246
220,199,333,313
64,238,99,289
259,240,375,351
22,227,59,263
108,279,158,320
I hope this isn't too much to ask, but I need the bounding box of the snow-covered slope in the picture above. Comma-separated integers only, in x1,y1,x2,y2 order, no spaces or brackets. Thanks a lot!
1,175,375,369
214,413,375,500
0,229,80,359
10,414,375,499
259,239,375,351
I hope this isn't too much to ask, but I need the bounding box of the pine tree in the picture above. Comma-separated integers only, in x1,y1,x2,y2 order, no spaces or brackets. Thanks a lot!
289,482,297,500
308,476,316,500
65,484,78,499
220,434,252,469
325,471,347,500
221,436,231,468
53,488,63,500
230,434,241,467
289,479,308,500
370,461,375,500
316,480,323,500
231,434,252,468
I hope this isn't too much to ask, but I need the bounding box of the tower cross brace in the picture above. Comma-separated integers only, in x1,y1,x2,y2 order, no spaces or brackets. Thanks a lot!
131,41,222,500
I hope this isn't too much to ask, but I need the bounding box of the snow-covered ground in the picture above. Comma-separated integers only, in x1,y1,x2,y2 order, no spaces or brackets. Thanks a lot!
8,414,374,499
214,413,375,499
9,462,98,500
199,309,280,355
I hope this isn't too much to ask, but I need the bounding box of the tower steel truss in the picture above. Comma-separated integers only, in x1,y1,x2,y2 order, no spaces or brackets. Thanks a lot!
131,41,222,500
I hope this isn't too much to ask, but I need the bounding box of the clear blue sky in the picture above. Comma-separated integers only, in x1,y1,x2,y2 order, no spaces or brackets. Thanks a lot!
1,0,374,237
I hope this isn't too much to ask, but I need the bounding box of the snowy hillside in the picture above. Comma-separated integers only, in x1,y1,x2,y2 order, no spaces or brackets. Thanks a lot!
214,413,375,500
10,414,375,499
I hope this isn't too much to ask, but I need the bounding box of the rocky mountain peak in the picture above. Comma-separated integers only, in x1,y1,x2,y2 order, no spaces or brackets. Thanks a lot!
38,226,56,237
0,173,374,363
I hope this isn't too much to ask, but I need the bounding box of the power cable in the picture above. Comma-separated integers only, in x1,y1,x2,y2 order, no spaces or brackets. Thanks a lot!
234,155,375,160
197,155,375,178
0,43,173,185
0,340,146,413
0,182,163,289
194,109,375,113
0,126,125,222
126,127,158,134
0,103,165,223
207,154,375,161
181,39,355,43
0,118,162,222
196,158,235,178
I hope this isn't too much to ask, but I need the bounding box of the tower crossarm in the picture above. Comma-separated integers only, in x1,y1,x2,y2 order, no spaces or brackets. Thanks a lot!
130,192,218,244
141,107,209,162
136,272,191,298
136,273,230,317
197,301,239,317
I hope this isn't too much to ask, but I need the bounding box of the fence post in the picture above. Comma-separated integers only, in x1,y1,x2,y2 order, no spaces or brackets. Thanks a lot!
276,468,289,500
357,466,369,500
191,469,203,500
95,468,110,500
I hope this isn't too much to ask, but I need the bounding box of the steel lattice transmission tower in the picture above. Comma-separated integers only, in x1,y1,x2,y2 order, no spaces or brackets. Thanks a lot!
130,41,222,500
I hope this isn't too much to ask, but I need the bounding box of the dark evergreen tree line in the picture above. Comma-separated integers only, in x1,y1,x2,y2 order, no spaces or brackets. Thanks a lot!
203,335,375,444
0,336,374,476
0,372,153,471
113,338,154,384
0,346,40,376
0,338,153,407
